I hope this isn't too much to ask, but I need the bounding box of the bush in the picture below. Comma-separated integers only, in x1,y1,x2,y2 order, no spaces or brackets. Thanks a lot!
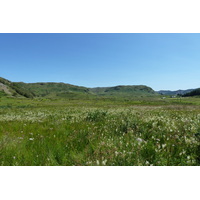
85,110,107,122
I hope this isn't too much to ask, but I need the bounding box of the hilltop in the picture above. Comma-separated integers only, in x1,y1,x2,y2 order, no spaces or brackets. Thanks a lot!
90,85,156,97
0,77,157,99
14,82,91,99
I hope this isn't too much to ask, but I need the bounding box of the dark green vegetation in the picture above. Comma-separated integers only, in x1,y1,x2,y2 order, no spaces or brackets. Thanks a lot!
183,88,200,97
0,90,7,98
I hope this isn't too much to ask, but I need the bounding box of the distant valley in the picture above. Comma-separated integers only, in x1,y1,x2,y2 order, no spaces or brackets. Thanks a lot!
157,89,195,96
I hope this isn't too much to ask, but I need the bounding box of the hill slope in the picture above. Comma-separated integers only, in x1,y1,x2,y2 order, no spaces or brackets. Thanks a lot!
14,82,91,98
0,77,35,98
183,88,200,97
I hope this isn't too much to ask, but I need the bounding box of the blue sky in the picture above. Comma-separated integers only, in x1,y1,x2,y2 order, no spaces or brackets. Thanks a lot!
0,33,200,90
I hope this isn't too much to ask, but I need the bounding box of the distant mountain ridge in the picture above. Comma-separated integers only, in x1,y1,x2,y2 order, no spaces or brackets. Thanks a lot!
0,77,157,99
157,89,195,95
2,77,200,99
183,88,200,97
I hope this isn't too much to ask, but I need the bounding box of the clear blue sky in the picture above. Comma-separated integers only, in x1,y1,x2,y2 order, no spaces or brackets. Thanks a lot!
1,33,200,91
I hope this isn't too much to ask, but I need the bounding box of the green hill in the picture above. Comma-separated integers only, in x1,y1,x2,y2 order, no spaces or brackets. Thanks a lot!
14,82,91,98
0,77,35,98
90,85,157,97
183,88,200,97
0,77,158,99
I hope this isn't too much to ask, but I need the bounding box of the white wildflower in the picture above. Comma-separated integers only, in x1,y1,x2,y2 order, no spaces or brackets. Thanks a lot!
102,159,107,165
145,161,150,165
136,137,143,144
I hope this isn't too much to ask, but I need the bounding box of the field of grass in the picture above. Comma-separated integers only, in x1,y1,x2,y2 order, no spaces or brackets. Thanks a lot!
0,96,200,166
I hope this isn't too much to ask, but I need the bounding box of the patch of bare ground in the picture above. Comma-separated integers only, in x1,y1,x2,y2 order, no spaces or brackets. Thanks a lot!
0,83,12,95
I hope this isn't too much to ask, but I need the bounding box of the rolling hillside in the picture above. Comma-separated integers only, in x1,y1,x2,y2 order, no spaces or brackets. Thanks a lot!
0,77,35,98
14,82,91,98
0,77,158,99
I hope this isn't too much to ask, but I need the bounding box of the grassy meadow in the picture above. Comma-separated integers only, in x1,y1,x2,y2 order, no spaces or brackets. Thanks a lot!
0,96,200,166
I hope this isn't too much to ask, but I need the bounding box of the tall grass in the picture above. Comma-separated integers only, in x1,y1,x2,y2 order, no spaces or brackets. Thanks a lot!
0,98,200,165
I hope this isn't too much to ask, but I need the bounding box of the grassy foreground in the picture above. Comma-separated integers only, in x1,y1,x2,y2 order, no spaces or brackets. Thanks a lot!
0,97,200,166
